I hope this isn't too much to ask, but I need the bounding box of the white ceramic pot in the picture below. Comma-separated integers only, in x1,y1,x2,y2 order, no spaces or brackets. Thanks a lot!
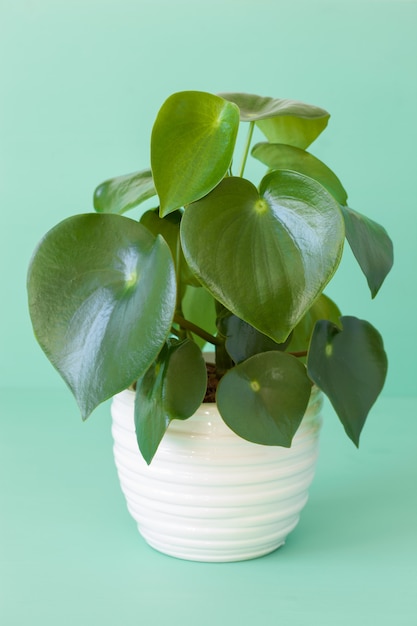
111,387,323,562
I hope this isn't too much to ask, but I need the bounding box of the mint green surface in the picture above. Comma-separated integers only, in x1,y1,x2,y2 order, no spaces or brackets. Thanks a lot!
1,390,416,625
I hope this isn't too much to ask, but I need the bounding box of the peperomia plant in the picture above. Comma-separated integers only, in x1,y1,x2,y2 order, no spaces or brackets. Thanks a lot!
27,90,393,464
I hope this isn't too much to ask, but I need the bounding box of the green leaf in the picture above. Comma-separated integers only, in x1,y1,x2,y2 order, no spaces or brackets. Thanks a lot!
219,314,291,363
182,285,217,349
216,352,312,446
27,213,176,418
135,339,207,464
181,172,345,343
341,206,394,298
307,316,388,446
151,91,240,217
287,294,342,355
93,169,156,214
252,142,348,205
219,92,329,149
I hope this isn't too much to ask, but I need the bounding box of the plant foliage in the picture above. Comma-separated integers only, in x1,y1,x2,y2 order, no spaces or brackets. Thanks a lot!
27,90,393,463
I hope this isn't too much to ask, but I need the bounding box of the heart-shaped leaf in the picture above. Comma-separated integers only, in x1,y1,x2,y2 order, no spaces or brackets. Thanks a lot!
220,92,329,149
181,172,345,343
307,316,388,446
216,351,312,446
341,206,394,298
135,339,207,464
93,169,156,214
27,213,176,418
151,91,240,217
252,142,348,205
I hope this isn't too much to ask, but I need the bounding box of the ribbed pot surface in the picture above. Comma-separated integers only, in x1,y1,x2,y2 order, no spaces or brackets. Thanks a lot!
111,388,322,562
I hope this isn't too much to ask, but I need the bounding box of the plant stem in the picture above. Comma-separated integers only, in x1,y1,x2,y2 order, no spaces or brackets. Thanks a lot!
174,313,221,346
238,121,255,178
289,350,308,358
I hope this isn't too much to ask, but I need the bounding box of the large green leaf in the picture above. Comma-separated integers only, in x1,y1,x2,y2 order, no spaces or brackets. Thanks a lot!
181,171,345,343
219,92,329,149
216,351,312,446
252,142,348,205
93,169,156,214
341,206,394,298
135,339,207,464
27,213,176,418
307,316,388,446
151,91,240,217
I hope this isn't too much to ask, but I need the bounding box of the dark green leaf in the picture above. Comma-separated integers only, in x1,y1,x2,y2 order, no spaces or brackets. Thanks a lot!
341,206,394,298
252,142,348,205
307,316,388,446
93,169,156,214
151,91,240,216
181,172,345,343
220,92,329,149
219,314,290,363
27,213,176,418
216,352,312,446
135,339,207,464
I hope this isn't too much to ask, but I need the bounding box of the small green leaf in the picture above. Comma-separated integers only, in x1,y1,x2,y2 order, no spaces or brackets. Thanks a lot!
181,172,345,343
287,294,342,355
219,314,290,363
135,339,207,464
341,206,394,298
307,316,388,446
182,285,217,349
252,142,348,205
151,91,240,216
216,352,312,447
27,213,176,418
93,169,156,214
140,209,199,286
220,92,329,149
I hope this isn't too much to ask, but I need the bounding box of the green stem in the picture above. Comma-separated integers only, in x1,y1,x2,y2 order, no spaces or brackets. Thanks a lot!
174,313,221,346
238,121,255,178
289,350,308,358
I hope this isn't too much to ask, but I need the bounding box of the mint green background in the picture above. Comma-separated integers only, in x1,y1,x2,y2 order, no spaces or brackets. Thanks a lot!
1,0,416,396
1,3,417,623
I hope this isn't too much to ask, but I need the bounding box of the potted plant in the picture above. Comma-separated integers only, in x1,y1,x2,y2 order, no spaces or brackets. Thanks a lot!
27,90,393,562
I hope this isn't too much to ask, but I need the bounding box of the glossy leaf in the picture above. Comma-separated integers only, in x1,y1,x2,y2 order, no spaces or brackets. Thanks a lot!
135,339,207,464
216,351,312,446
181,172,345,343
151,91,240,217
93,169,156,214
220,92,329,149
27,213,176,418
307,316,388,446
219,314,291,363
252,142,348,205
287,294,342,355
341,206,394,298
